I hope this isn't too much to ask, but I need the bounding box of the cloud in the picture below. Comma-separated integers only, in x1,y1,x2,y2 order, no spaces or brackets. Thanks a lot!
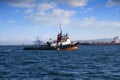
0,36,34,45
40,34,51,41
38,2,56,11
82,7,94,13
0,0,35,3
72,17,120,28
114,7,120,12
24,8,33,14
10,3,35,8
1,0,88,8
54,0,88,7
0,0,36,8
8,20,16,24
81,17,96,26
28,9,75,25
3,1,75,26
26,3,75,26
0,35,53,45
97,21,120,28
107,0,120,7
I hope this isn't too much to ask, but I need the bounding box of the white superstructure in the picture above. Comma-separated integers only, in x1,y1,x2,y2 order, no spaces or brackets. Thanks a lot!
114,36,120,43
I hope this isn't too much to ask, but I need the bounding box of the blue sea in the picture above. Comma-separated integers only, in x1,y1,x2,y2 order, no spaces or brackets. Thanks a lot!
0,45,120,80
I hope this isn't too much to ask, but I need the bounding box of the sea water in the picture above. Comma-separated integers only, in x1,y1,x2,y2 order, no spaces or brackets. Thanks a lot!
0,45,120,80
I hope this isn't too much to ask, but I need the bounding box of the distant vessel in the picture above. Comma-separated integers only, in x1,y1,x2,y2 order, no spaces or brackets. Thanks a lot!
24,27,79,50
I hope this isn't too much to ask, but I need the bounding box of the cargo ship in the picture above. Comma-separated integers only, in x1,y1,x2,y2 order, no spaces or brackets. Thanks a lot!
23,27,80,50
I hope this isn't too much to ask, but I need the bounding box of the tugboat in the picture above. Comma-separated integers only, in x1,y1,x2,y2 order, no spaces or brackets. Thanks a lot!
23,27,80,50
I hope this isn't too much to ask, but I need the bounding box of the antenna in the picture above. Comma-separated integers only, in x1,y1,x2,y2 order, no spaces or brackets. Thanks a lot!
60,24,62,32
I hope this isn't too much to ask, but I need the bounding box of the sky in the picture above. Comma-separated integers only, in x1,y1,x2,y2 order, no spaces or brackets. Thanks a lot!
0,0,120,45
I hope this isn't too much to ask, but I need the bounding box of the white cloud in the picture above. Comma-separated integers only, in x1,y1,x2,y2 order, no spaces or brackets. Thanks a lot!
30,9,75,25
26,2,75,26
68,0,88,7
0,35,54,45
107,0,120,7
4,0,36,8
82,7,94,13
72,17,120,28
0,0,35,3
97,21,120,28
114,7,120,12
8,20,16,24
52,9,75,17
24,8,33,14
14,10,20,13
10,3,35,8
38,2,55,11
6,1,75,26
0,0,88,8
1,0,36,16
41,34,51,41
81,17,96,26
55,0,88,7
0,36,34,45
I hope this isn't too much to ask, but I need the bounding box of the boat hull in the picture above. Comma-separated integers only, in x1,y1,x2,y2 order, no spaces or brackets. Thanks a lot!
59,46,78,50
24,42,79,50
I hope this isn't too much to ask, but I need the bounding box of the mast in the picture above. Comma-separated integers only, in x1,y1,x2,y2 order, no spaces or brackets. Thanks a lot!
60,24,62,33
57,24,62,43
59,24,62,41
